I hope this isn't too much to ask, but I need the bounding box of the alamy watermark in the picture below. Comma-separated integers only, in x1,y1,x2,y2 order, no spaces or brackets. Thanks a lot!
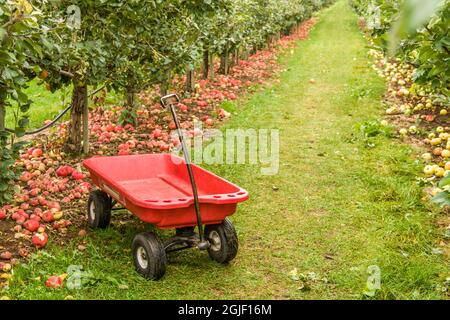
365,265,381,296
170,123,280,176
66,265,83,290
66,5,81,30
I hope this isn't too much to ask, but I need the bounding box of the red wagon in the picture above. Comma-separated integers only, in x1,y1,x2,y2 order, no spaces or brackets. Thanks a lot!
83,94,249,279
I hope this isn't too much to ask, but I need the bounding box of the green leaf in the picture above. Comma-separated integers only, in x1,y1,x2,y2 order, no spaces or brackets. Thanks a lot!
389,0,443,54
18,117,29,128
431,191,450,207
438,174,450,188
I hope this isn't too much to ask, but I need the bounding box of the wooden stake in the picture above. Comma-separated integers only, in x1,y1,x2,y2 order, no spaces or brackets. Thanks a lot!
82,87,89,155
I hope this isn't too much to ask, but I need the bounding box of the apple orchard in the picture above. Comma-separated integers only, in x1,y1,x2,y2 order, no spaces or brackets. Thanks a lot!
0,0,333,288
0,0,449,293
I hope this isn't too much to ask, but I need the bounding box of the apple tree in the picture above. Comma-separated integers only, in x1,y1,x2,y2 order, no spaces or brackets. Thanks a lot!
0,0,51,203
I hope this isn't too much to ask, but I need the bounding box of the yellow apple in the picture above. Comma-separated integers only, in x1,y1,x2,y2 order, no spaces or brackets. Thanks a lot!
442,149,450,158
423,165,435,176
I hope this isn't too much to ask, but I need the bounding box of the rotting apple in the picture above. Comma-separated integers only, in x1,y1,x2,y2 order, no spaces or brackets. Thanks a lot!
32,232,48,248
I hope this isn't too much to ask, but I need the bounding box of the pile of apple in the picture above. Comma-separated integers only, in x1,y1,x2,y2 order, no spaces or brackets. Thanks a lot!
368,48,449,196
0,146,92,259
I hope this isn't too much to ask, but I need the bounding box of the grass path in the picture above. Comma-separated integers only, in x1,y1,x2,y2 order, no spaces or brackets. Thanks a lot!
8,0,447,300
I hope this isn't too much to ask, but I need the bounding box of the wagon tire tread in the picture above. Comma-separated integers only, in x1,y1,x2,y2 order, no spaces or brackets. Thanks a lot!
132,232,167,280
87,190,111,229
205,218,238,264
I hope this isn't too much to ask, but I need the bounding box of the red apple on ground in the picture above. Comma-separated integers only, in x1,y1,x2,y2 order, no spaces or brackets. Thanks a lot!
45,275,63,289
32,232,48,248
24,219,40,232
0,251,12,260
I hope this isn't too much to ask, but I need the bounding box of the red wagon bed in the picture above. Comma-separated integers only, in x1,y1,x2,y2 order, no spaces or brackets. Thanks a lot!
83,153,249,229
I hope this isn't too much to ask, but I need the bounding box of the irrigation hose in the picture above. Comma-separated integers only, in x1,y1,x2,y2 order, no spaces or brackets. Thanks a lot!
3,84,107,136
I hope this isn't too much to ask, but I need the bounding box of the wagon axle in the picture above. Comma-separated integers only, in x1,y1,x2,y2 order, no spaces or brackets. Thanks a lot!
111,203,211,252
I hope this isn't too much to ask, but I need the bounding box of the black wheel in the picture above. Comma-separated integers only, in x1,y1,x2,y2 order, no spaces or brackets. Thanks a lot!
87,190,111,229
132,232,167,280
204,218,238,264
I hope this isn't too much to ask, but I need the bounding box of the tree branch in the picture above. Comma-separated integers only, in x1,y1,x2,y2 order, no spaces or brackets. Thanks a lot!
59,70,75,78
1,12,25,29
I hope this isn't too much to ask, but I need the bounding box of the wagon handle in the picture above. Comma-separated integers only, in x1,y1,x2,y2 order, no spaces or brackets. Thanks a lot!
160,93,210,250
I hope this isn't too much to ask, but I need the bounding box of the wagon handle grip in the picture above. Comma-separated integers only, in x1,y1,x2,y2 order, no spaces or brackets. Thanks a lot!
160,94,180,109
160,93,210,250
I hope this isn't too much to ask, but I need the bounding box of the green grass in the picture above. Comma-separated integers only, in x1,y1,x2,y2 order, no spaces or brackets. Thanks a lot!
5,81,122,131
5,80,71,130
4,0,447,300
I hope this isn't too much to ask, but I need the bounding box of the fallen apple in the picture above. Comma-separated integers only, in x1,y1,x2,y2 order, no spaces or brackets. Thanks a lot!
435,167,446,177
433,148,443,156
205,118,214,126
56,165,74,177
399,128,408,135
2,263,11,272
20,171,33,182
20,202,30,210
45,275,63,289
31,148,43,158
72,170,84,180
442,150,450,158
24,219,40,232
423,165,435,176
421,153,432,162
53,211,63,220
0,251,12,260
30,214,41,221
30,188,40,197
41,210,54,222
32,232,48,248
152,128,162,139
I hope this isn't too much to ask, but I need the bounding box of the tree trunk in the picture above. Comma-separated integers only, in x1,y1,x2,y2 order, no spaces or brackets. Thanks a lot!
65,84,87,155
233,48,239,66
219,43,230,75
185,66,195,92
209,53,215,80
126,85,135,109
202,50,209,80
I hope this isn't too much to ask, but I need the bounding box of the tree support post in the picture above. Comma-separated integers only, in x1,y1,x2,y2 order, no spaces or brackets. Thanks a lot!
220,43,230,75
82,87,89,155
202,50,209,79
185,66,195,92
66,83,87,155
209,53,215,80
